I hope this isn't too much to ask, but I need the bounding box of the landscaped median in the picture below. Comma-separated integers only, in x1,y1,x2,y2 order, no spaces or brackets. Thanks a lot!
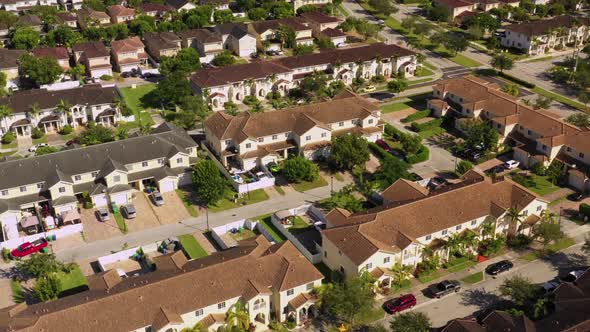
461,271,484,284
113,211,128,234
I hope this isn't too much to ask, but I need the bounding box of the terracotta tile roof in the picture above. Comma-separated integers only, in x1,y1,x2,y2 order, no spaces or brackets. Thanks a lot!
381,178,429,203
107,5,135,17
322,176,540,264
111,36,145,53
505,15,590,37
0,237,323,332
287,292,316,309
204,93,378,143
369,267,393,279
198,313,226,328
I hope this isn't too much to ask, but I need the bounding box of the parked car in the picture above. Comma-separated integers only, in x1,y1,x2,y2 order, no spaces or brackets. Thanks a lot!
543,280,561,293
383,294,417,314
376,139,392,151
97,208,110,222
428,176,447,189
151,191,164,206
337,42,347,48
568,192,586,202
28,143,48,152
428,280,461,298
485,260,514,275
122,204,137,219
65,140,76,146
11,238,48,257
504,160,520,169
562,269,586,282
377,19,385,25
362,85,377,93
121,72,130,78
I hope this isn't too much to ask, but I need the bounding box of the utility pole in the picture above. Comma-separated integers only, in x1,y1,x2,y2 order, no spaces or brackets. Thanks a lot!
330,175,334,196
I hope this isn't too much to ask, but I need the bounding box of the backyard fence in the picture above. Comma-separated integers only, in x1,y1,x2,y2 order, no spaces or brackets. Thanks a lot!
0,223,83,250
270,205,323,264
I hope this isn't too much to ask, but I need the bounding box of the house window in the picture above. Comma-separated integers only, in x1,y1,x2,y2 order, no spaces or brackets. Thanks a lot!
74,175,81,181
113,175,121,183
258,137,264,143
542,145,547,150
19,186,26,192
195,309,203,317
527,130,532,135
287,289,294,296
321,132,327,138
285,133,289,138
365,263,372,270
441,229,448,236
92,171,99,178
537,205,542,211
324,251,327,258
246,143,251,149
425,235,431,241
306,282,314,291
306,135,311,141
368,119,374,124
339,121,344,127
158,158,164,165
37,183,44,189
580,152,585,158
522,210,528,216
225,139,231,145
272,135,277,140
340,266,345,274
142,161,148,167
176,158,183,164
218,302,226,309
58,187,66,193
384,257,390,264
471,220,477,226
456,225,462,231
1,190,8,196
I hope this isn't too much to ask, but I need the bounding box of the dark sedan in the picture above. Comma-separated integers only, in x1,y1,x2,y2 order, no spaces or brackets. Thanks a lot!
485,260,513,275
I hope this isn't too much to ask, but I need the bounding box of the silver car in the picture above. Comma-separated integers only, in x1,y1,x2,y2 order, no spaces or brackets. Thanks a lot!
97,208,110,222
151,192,164,206
122,204,137,219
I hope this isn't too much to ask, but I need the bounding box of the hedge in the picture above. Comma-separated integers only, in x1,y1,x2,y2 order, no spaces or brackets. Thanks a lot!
384,123,403,139
368,142,394,161
580,203,590,219
498,71,536,89
410,118,444,132
406,145,429,164
401,109,431,123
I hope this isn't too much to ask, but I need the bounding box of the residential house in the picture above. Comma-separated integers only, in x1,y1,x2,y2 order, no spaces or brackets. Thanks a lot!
291,0,332,12
137,2,172,19
0,236,324,331
72,41,113,78
143,31,182,62
433,0,476,19
300,11,342,36
55,12,78,28
111,36,148,73
107,4,136,24
166,0,195,11
499,0,520,7
319,28,347,47
191,43,417,111
0,0,40,12
500,15,590,55
442,311,536,332
249,17,314,51
320,171,547,285
32,47,71,71
428,75,590,192
16,14,43,31
200,0,229,10
204,91,383,170
0,49,25,88
58,0,82,10
472,0,500,12
210,22,257,58
77,8,111,29
37,0,58,7
0,23,10,43
0,123,197,247
0,85,129,137
179,29,223,63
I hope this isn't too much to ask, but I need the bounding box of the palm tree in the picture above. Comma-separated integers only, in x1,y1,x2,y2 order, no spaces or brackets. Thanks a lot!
0,105,13,137
505,207,526,235
244,78,256,96
461,231,479,253
29,103,41,123
444,233,464,257
540,209,557,224
225,302,250,331
55,99,72,124
180,323,206,332
390,262,412,288
481,216,497,239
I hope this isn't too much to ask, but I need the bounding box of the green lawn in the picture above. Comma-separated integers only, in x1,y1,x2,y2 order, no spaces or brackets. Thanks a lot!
10,280,24,303
448,53,482,68
1,141,17,149
274,186,286,195
333,172,344,182
117,111,155,131
230,228,258,241
381,102,413,113
409,77,436,86
255,213,286,242
114,211,128,234
178,234,208,259
524,56,554,63
510,173,561,196
461,271,484,284
57,265,88,296
119,84,157,113
418,270,446,283
446,259,476,273
32,136,48,145
209,189,270,212
418,126,447,139
423,61,437,70
520,237,575,261
175,189,199,217
337,4,349,17
291,176,328,192
289,216,309,229
356,307,386,325
416,66,435,77
391,279,412,294
532,87,587,111
381,96,428,113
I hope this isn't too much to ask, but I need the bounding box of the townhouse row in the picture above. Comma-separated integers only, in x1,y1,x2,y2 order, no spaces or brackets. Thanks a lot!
0,236,324,332
428,74,590,192
0,123,197,245
192,43,418,111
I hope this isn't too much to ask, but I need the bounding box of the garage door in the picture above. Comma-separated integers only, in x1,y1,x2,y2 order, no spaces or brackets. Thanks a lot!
110,192,129,206
92,194,108,207
159,179,175,193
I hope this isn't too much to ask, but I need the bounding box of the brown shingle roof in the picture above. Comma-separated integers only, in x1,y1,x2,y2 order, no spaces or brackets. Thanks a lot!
143,32,181,52
178,28,222,44
434,0,473,8
505,15,590,37
107,4,135,17
56,12,76,23
250,17,310,34
320,27,347,38
191,61,291,88
381,178,429,203
0,49,25,69
32,47,69,60
137,2,172,13
0,237,323,332
72,41,109,58
300,12,342,24
111,36,145,53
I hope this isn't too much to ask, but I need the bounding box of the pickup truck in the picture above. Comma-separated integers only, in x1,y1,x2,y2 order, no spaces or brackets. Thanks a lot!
428,280,461,298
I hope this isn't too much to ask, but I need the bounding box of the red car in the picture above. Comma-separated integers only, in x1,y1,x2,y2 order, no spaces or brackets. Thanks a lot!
383,294,417,314
376,139,392,151
10,238,48,257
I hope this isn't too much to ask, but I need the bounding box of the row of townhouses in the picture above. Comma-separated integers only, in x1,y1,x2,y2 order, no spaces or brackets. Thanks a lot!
0,0,81,12
500,15,590,55
319,170,547,286
433,0,520,20
204,91,384,171
192,43,417,110
0,84,131,137
0,236,324,332
427,75,590,192
0,123,197,245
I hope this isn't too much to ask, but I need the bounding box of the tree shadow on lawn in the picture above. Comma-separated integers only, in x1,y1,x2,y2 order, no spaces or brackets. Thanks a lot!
139,89,164,110
540,251,588,277
459,288,504,311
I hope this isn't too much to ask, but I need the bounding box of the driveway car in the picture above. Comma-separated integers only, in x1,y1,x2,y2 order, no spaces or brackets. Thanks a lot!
543,280,561,293
376,139,392,151
383,294,417,314
363,85,377,93
28,143,48,152
504,160,520,169
151,191,164,206
568,192,586,201
122,204,137,219
428,280,461,298
97,208,110,222
11,238,48,257
485,260,514,275
562,269,585,282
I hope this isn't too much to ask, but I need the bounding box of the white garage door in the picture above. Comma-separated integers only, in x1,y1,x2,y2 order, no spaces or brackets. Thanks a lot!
159,179,175,193
111,192,129,206
92,194,108,207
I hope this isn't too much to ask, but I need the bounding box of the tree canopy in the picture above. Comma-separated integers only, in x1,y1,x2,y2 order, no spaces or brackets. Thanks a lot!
375,156,411,189
78,125,115,145
19,54,63,86
490,54,514,72
390,312,431,332
499,275,537,306
11,27,41,50
329,134,370,170
192,159,227,206
282,156,319,183
160,47,202,76
321,275,376,325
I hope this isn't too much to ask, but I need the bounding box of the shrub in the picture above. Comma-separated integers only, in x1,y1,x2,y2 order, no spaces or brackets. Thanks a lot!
532,162,547,176
31,127,44,139
99,74,113,81
371,74,385,83
455,160,474,176
59,124,73,135
579,203,590,219
401,109,431,123
2,131,16,144
410,118,443,132
507,234,532,249
498,71,536,88
384,123,403,139
368,142,393,160
1,248,11,262
406,145,429,164
243,95,259,106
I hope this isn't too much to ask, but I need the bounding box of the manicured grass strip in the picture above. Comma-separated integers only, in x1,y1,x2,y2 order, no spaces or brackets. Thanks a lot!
333,172,344,182
423,61,437,70
532,87,587,111
32,136,48,145
547,237,575,253
291,176,328,192
416,66,435,77
520,251,539,261
356,307,386,325
274,186,286,195
209,189,270,212
57,265,88,296
409,77,436,86
418,270,444,283
382,102,413,113
178,234,208,259
175,189,199,217
391,279,412,294
461,271,484,284
10,280,24,303
510,173,560,196
114,211,128,234
256,214,286,242
1,141,18,149
402,109,430,123
446,259,476,273
337,4,349,17
119,84,156,113
449,53,482,68
523,56,553,63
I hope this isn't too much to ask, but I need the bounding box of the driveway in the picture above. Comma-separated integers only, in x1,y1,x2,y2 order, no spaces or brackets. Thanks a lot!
126,192,161,233
80,208,122,242
146,191,190,225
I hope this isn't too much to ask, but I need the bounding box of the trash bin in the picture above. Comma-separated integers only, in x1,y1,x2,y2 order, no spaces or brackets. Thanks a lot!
41,247,49,253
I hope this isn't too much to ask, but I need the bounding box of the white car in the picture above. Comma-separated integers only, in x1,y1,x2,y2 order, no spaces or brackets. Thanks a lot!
377,19,385,25
28,143,49,152
504,160,520,169
337,43,347,48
